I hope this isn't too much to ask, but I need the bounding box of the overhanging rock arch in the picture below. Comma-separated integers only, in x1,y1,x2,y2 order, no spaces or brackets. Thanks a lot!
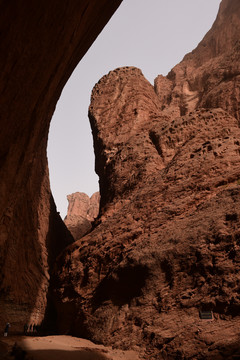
0,0,122,332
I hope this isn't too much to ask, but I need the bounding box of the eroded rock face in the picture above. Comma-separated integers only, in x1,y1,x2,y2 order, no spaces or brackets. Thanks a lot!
155,0,240,120
54,1,240,358
64,192,100,241
0,0,122,332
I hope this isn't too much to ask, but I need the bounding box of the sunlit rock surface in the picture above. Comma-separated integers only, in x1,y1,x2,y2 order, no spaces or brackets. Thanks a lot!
155,0,240,120
64,192,100,241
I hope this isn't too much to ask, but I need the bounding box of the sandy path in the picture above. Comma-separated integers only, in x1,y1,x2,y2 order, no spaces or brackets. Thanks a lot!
2,335,141,360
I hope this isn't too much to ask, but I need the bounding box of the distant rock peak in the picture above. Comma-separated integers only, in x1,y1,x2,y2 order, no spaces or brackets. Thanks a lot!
154,0,240,120
64,192,100,241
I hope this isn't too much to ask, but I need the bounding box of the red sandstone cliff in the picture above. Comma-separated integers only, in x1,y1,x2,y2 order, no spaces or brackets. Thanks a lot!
64,192,100,241
155,0,240,120
0,0,122,333
54,1,240,359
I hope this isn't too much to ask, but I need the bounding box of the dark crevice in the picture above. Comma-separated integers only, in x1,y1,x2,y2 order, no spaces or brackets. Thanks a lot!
149,131,164,158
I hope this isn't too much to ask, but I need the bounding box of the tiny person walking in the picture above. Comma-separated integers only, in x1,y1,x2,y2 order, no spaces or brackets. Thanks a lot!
4,323,10,337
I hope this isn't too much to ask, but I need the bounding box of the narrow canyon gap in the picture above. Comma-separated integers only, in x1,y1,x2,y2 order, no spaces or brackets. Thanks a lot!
47,0,221,220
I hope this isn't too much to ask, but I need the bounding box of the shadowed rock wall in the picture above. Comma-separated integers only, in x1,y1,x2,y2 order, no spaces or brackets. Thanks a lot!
54,1,240,358
0,0,122,332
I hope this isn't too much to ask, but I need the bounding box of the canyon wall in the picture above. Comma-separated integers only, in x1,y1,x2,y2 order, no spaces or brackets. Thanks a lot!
155,0,240,120
0,0,122,332
54,1,240,359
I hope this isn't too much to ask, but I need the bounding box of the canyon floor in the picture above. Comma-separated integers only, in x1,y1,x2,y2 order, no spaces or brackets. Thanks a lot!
0,335,140,360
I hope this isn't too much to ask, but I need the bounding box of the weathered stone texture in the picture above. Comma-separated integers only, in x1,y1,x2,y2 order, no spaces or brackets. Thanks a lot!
155,0,240,120
54,1,240,358
64,192,100,241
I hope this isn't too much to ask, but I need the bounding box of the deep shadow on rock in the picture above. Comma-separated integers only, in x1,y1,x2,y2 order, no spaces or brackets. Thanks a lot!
0,0,122,332
0,340,8,358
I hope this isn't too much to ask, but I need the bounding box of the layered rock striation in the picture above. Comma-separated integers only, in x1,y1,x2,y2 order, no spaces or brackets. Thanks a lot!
64,192,100,241
0,0,122,332
54,1,240,358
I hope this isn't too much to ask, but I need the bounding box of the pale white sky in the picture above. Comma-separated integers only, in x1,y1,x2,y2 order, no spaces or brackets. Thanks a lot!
47,0,222,218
